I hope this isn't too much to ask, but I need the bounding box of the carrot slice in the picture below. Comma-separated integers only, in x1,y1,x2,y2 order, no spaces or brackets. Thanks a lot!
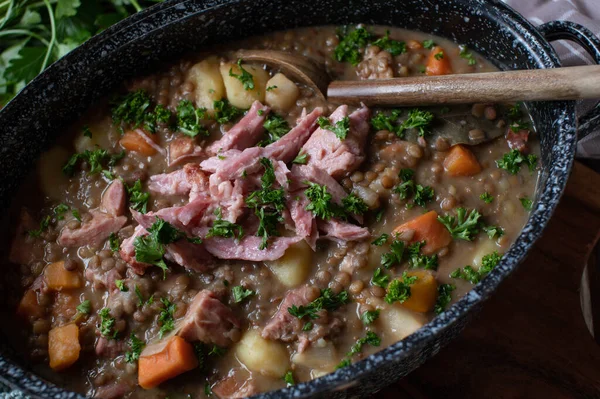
44,261,82,291
401,270,438,313
120,129,157,156
393,210,452,255
443,145,482,177
48,324,80,371
426,46,452,76
138,336,198,389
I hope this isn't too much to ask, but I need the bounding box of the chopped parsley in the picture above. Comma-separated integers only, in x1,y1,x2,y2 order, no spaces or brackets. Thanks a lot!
509,120,531,133
434,51,444,60
82,126,92,138
98,308,117,339
229,59,255,90
28,215,51,237
288,288,349,321
381,239,405,269
483,225,504,239
261,114,290,145
293,151,309,165
496,149,538,175
304,182,342,220
266,85,278,91
127,179,150,214
422,39,436,49
508,102,522,119
458,45,477,65
451,251,502,284
76,300,91,315
284,371,295,387
361,309,380,325
206,219,244,240
371,268,390,288
371,30,406,56
394,168,415,199
53,204,69,220
115,279,128,292
62,149,124,177
371,109,402,134
407,241,438,270
317,116,350,140
413,184,434,207
398,109,434,137
213,99,244,125
342,193,368,216
336,331,381,369
71,209,81,222
384,272,418,304
371,233,389,246
158,298,176,338
124,334,145,363
135,285,152,307
480,192,494,204
232,286,255,303
176,100,209,137
111,90,170,134
438,208,482,241
520,196,533,211
133,217,186,277
108,233,120,252
334,26,373,66
434,284,455,315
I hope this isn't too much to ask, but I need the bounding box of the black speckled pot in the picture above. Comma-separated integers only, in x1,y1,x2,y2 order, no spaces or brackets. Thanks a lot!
1,1,599,398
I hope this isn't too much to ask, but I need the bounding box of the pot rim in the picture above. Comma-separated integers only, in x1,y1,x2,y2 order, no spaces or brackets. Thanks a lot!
0,0,577,398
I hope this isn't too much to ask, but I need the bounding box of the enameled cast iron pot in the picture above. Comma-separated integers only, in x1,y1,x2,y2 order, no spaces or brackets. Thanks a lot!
1,1,600,397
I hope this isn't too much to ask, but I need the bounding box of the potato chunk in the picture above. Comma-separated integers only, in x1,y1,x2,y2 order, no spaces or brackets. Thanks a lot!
368,298,427,341
265,241,313,287
291,339,337,372
187,56,225,111
235,329,289,377
472,239,500,270
48,324,80,371
220,62,269,109
265,73,300,113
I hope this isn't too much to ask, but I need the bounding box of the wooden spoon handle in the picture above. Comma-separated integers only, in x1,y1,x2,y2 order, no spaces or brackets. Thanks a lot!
327,65,600,106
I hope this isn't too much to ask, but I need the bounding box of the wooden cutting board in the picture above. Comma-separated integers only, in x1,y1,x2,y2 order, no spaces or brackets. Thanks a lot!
380,161,600,398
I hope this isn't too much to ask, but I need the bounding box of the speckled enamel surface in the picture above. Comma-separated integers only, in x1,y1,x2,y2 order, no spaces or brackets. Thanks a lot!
0,1,598,398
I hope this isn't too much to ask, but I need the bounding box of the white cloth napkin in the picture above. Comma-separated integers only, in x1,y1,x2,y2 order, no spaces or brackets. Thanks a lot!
504,0,600,158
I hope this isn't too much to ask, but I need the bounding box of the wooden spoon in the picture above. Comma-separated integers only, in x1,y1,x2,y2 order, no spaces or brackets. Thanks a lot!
235,49,600,106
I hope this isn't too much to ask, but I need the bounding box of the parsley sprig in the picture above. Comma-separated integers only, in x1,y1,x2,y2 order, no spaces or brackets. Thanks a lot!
336,331,381,369
176,100,209,137
450,251,502,284
287,288,349,324
393,168,434,207
229,59,255,90
434,284,455,314
124,334,145,363
384,272,418,304
317,116,350,140
496,149,537,175
437,208,482,241
158,297,176,338
371,30,406,56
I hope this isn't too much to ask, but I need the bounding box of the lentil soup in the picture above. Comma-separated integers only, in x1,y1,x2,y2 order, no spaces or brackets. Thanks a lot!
6,25,539,399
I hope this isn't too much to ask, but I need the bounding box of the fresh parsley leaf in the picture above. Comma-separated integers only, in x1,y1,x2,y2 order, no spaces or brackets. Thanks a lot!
134,217,186,277
508,102,522,120
317,116,350,140
205,382,212,396
288,289,349,320
98,308,117,338
231,286,255,303
371,267,390,288
509,120,530,133
371,30,406,56
434,284,455,315
176,100,208,137
82,125,92,138
413,185,434,207
458,45,476,65
261,113,290,145
437,208,482,241
127,179,150,214
496,149,537,175
284,371,295,387
480,251,502,275
422,39,436,49
407,241,438,270
334,26,373,66
229,59,255,90
28,215,51,237
53,203,69,220
71,209,81,222
266,85,278,91
384,272,418,304
124,334,145,363
381,239,405,269
304,181,343,220
206,219,244,239
361,309,380,325
480,192,494,204
342,193,368,215
451,252,502,284
371,109,401,133
398,109,434,137
371,233,389,246
158,297,176,338
336,331,381,369
520,196,533,211
108,232,120,252
76,300,91,315
292,151,308,164
450,265,480,284
213,99,244,124
394,168,416,199
115,279,128,292
111,90,169,133
336,358,352,369
483,225,504,239
375,208,384,222
434,51,444,60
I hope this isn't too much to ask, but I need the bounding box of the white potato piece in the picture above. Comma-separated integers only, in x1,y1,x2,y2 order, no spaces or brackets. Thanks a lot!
187,56,225,111
367,298,427,341
220,62,269,109
472,239,500,270
265,240,313,287
235,329,289,378
292,339,337,372
264,73,300,113
38,147,71,201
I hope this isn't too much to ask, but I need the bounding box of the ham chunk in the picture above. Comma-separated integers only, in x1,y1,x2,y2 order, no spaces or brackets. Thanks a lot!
101,180,126,217
168,136,204,167
301,105,370,179
119,225,148,275
203,236,302,261
262,286,314,342
212,373,258,399
148,163,208,201
207,101,270,155
177,290,241,347
506,129,530,153
318,219,370,241
288,196,317,250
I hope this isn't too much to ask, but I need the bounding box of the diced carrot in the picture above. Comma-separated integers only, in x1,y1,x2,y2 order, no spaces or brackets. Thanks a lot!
48,324,80,371
401,270,438,313
407,39,422,50
119,129,157,156
138,336,198,389
17,290,44,320
443,145,482,177
426,46,452,76
393,210,452,255
44,261,82,291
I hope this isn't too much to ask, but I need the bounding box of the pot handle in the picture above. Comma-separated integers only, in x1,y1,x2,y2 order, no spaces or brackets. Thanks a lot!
538,21,600,140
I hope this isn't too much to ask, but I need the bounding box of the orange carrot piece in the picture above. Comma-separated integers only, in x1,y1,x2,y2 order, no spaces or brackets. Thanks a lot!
17,290,44,320
393,210,452,255
48,324,80,371
443,145,482,177
44,261,82,291
138,336,198,389
401,270,438,313
119,129,157,156
426,46,452,76
407,39,422,50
